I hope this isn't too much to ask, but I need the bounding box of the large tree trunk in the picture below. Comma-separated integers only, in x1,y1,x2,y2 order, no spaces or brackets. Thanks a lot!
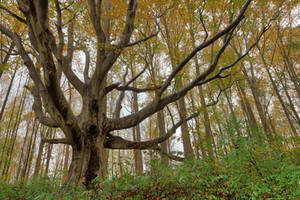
63,127,107,188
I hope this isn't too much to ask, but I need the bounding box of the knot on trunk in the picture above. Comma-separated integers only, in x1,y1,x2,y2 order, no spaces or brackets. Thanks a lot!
88,124,98,136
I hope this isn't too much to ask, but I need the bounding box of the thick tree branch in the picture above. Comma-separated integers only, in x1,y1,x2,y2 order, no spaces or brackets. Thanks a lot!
114,85,161,93
29,0,59,58
118,0,138,47
62,24,85,94
21,1,84,143
87,0,106,43
54,0,64,56
105,112,199,149
42,138,72,145
54,0,65,81
91,0,138,94
25,85,59,128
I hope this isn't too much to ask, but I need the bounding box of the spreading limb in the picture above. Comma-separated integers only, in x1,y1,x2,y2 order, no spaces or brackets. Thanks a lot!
42,138,72,145
105,112,199,149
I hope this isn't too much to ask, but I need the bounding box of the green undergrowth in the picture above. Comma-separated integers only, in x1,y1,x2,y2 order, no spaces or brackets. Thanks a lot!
1,136,299,200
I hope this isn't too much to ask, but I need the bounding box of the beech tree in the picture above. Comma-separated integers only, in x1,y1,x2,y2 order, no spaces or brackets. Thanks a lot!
0,0,269,187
